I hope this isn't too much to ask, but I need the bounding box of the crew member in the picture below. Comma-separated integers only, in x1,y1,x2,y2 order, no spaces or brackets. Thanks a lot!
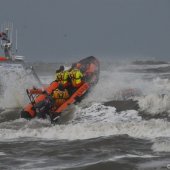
34,93,54,119
69,63,84,89
56,65,64,74
0,32,8,41
52,83,69,107
55,65,70,88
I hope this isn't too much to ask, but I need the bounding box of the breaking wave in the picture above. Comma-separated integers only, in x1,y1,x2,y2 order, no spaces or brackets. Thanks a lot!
0,104,169,141
0,67,41,109
0,61,170,154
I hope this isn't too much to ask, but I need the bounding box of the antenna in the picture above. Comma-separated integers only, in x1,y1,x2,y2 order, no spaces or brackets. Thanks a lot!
0,25,2,47
10,22,13,44
16,29,18,53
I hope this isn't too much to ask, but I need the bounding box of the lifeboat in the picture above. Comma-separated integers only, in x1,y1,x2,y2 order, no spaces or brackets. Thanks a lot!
0,56,8,61
0,24,41,83
20,56,100,123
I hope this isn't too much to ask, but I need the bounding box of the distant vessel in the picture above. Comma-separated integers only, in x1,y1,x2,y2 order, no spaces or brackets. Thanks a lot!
0,22,41,83
0,22,24,61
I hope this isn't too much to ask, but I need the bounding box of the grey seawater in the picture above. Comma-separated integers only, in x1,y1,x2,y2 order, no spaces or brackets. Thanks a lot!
0,60,170,170
0,135,169,170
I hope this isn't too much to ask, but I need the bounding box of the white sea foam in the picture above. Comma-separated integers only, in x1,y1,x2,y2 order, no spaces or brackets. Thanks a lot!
0,104,169,141
152,138,170,152
141,78,170,113
0,152,6,156
109,154,158,161
0,68,41,109
85,70,144,102
84,64,170,116
0,62,170,156
137,93,170,115
38,75,53,85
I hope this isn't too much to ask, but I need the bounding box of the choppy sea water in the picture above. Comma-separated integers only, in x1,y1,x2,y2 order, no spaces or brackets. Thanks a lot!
0,61,170,170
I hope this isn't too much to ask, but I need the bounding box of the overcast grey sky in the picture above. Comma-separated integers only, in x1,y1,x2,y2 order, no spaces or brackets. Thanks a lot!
0,0,170,62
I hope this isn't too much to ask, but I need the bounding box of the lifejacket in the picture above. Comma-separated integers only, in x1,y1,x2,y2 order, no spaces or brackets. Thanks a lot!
55,71,69,87
52,89,69,107
69,69,83,88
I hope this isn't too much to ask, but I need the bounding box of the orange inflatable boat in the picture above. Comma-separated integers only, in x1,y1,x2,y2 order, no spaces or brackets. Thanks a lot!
20,56,100,123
